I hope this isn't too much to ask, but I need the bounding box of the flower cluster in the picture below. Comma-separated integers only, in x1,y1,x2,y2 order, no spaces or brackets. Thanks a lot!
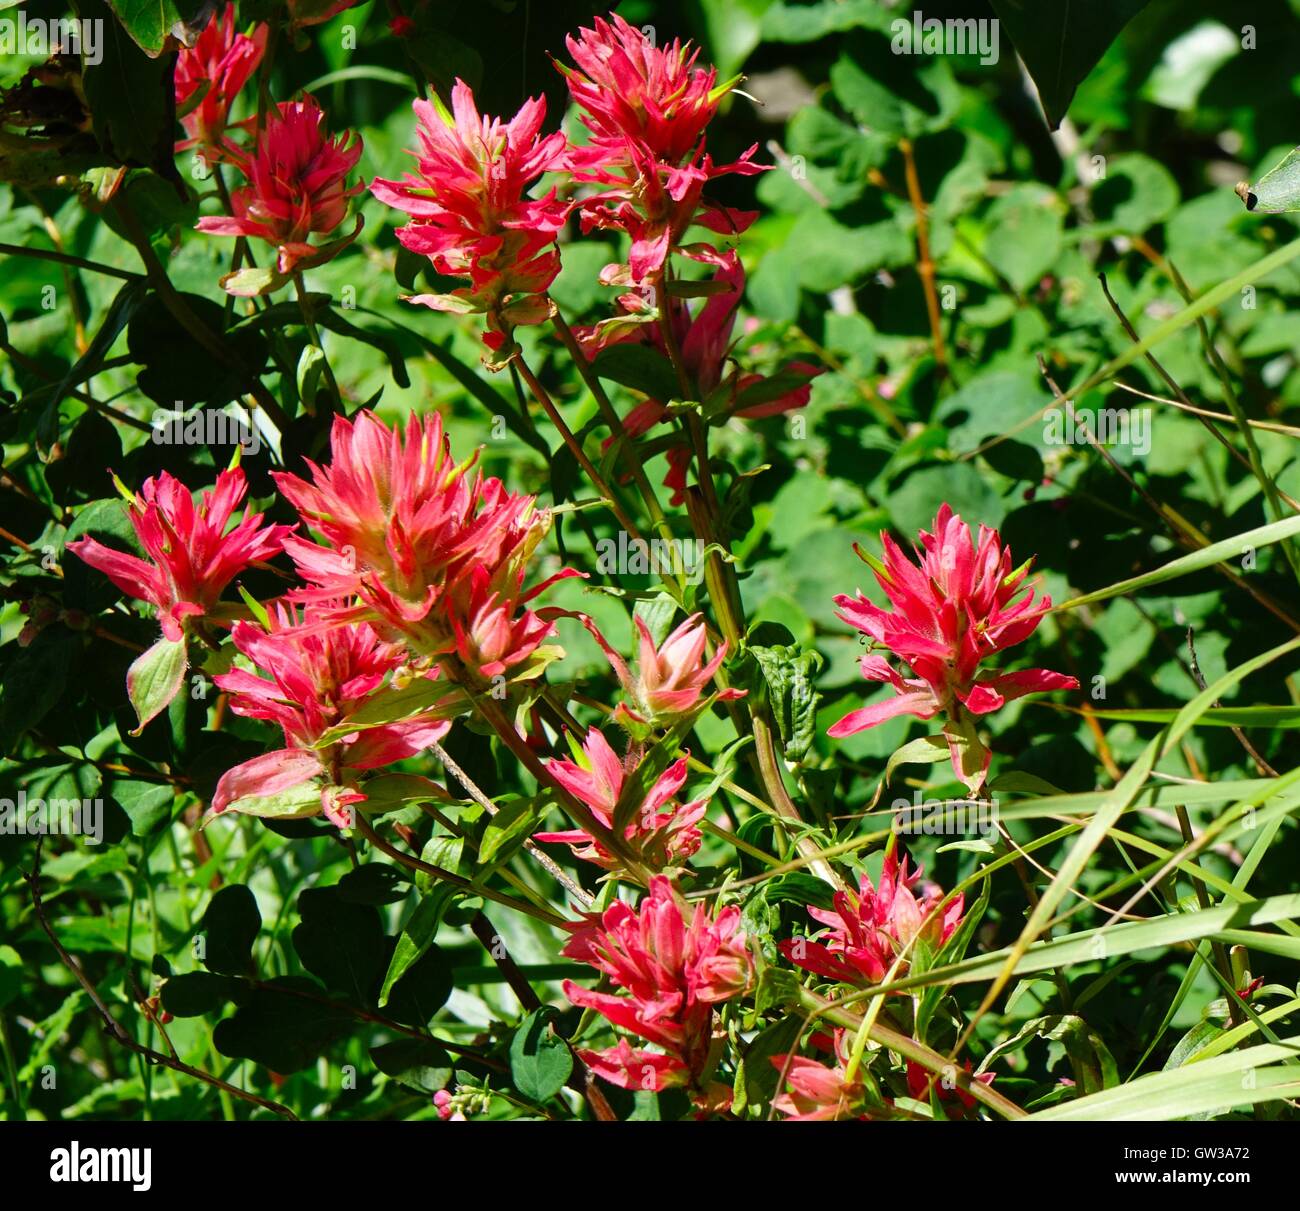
210,604,452,826
68,467,288,646
560,13,762,286
780,851,965,986
830,504,1078,789
771,1030,868,1121
195,96,364,290
272,410,574,685
371,83,569,353
586,611,744,729
562,876,752,1096
174,3,267,159
536,727,706,874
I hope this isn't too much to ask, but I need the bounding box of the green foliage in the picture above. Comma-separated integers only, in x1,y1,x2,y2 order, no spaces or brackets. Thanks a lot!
3,0,1300,1129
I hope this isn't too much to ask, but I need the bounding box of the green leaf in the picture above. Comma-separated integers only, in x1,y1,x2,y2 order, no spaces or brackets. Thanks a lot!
884,734,950,784
1237,145,1300,214
380,894,444,1007
160,971,240,1017
102,0,210,56
371,1038,453,1094
480,797,539,866
213,977,353,1073
591,344,680,402
384,945,453,1028
77,0,178,170
293,887,386,1007
110,778,173,836
1027,1039,1300,1120
0,630,77,752
126,635,187,734
200,885,261,977
509,1007,573,1103
746,633,824,763
989,0,1150,129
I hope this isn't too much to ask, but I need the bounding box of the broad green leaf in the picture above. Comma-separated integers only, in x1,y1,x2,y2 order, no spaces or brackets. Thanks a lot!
989,0,1150,129
126,635,187,734
510,1007,573,1103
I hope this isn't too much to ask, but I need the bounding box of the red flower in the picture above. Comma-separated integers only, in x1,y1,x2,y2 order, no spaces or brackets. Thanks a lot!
536,727,706,872
558,15,762,285
561,13,732,169
210,604,450,825
829,504,1078,789
273,410,573,679
68,468,288,643
585,252,819,503
905,1060,995,1116
174,4,267,158
563,876,752,1091
587,611,744,726
771,1030,868,1120
779,852,964,986
370,83,569,350
196,96,363,280
388,15,416,38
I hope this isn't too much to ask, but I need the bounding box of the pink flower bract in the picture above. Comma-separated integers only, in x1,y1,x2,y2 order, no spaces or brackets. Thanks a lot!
210,604,450,825
563,875,752,1091
370,83,569,348
779,851,964,986
67,467,289,642
196,96,363,276
536,727,706,872
829,504,1078,788
174,4,267,157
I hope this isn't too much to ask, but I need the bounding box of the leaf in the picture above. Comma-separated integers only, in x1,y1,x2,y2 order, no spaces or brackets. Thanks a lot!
219,266,287,297
110,777,173,835
510,1007,573,1103
292,887,386,1007
297,345,326,412
746,632,824,764
102,0,211,56
336,864,411,906
126,635,187,734
0,630,77,753
884,734,950,784
213,977,354,1073
1239,145,1300,214
200,884,261,977
736,1015,804,1115
983,185,1063,293
160,971,240,1017
989,0,1151,129
1027,1039,1300,1120
480,797,539,866
383,945,453,1028
371,1038,453,1094
78,0,179,171
591,344,680,402
380,894,444,1008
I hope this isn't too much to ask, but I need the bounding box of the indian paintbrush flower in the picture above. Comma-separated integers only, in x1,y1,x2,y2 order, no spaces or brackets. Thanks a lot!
779,851,964,986
562,875,752,1094
829,504,1078,790
370,82,569,353
196,95,364,291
